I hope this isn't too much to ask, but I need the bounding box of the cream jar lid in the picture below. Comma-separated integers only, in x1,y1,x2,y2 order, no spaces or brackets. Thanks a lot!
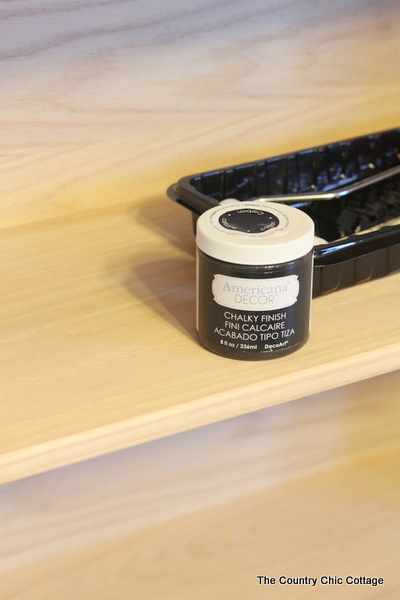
196,202,315,265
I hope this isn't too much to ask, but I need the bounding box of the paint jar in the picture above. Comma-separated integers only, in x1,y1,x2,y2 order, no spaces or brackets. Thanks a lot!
196,202,314,360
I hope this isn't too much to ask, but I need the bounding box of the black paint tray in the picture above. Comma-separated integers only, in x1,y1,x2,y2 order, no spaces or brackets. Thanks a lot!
167,127,400,296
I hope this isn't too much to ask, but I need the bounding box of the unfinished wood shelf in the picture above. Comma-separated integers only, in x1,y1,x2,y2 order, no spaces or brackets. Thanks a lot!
1,198,399,485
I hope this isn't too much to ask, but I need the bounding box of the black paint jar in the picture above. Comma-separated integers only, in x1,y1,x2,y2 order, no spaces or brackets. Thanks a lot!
196,202,315,360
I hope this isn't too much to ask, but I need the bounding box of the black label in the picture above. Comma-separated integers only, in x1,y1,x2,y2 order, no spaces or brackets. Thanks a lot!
196,250,313,360
218,208,280,233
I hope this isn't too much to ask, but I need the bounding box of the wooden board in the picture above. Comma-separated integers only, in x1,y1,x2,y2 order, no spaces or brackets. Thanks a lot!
1,0,400,484
3,456,396,600
1,200,399,484
1,371,400,597
1,0,400,228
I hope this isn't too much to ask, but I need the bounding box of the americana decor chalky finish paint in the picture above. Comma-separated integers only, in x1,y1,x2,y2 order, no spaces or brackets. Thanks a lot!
196,202,315,360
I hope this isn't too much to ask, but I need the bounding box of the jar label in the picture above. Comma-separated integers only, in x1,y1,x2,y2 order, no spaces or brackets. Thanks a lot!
212,274,299,311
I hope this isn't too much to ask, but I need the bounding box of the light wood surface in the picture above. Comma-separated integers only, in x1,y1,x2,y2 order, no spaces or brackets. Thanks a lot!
2,1,400,597
4,457,397,600
1,0,400,228
1,371,399,598
1,0,400,482
1,201,400,484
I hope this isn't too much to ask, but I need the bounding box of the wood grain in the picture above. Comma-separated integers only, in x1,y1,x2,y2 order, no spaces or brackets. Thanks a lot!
4,458,396,600
1,199,400,484
1,371,399,598
1,0,400,227
1,2,400,597
1,0,400,482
